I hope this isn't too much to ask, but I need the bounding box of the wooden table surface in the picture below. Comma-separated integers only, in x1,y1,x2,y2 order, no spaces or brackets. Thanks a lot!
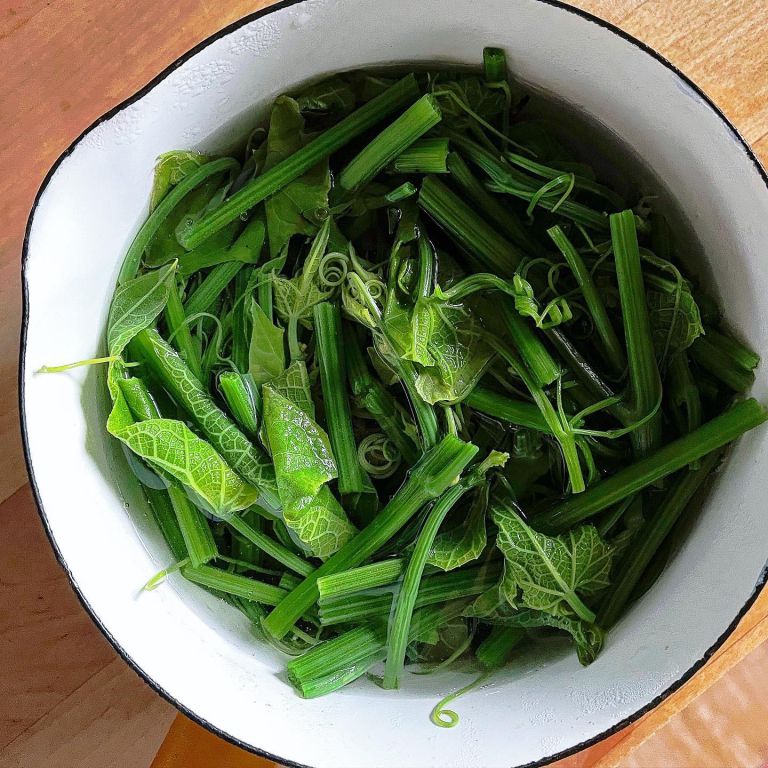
2,2,768,766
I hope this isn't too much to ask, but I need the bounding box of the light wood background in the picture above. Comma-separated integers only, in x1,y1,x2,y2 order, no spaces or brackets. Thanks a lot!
2,1,768,766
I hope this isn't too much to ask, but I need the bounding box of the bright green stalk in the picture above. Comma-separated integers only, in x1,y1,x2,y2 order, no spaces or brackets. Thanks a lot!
168,485,218,567
218,372,261,439
690,336,756,392
668,352,702,439
390,137,450,174
446,151,541,254
181,564,286,605
344,327,419,465
384,464,493,688
418,175,525,277
535,399,768,532
317,559,405,600
319,564,501,627
548,224,625,373
118,157,239,284
144,487,187,561
475,626,525,669
181,75,421,248
704,328,760,371
465,385,550,432
338,94,442,193
611,210,662,456
226,511,314,577
491,336,585,493
313,303,366,494
286,600,468,698
164,278,203,380
597,450,723,628
129,329,278,506
501,303,561,388
483,47,507,83
183,262,243,318
262,435,478,638
448,132,609,231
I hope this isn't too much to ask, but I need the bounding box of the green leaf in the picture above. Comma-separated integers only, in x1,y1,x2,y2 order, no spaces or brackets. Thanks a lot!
491,499,613,622
113,418,260,516
106,360,134,435
427,484,488,571
294,76,356,116
150,151,212,211
272,218,334,332
263,386,356,557
264,96,331,258
248,300,286,386
107,262,176,356
267,360,315,418
414,301,494,405
494,607,604,666
647,278,703,360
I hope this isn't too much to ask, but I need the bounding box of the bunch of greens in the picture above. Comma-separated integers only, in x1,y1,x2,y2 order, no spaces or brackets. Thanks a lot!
44,48,766,726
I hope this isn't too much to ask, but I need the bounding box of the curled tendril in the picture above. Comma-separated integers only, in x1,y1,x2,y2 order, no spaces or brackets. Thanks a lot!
429,671,491,729
526,173,576,219
358,433,401,478
141,557,190,592
319,252,349,288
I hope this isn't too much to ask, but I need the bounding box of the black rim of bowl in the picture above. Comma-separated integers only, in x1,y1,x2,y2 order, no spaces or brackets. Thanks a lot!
18,1,768,766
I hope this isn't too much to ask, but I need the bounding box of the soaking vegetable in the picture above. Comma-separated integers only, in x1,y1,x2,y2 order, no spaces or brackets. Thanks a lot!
43,48,767,726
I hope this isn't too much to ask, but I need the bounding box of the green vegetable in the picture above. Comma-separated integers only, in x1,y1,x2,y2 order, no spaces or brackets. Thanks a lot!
492,498,612,623
77,51,768,721
263,386,357,558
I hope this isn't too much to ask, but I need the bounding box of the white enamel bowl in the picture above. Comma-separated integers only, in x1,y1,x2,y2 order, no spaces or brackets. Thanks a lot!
20,1,768,766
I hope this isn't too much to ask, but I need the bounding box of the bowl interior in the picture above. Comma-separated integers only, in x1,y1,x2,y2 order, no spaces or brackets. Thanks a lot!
21,1,768,766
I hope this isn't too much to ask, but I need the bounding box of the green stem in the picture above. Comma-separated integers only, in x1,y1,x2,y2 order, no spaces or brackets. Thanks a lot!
548,224,625,373
476,626,524,669
446,151,541,254
181,75,421,248
418,175,524,277
181,564,286,605
164,278,203,380
118,157,239,284
183,262,243,318
390,137,450,174
261,435,478,638
317,559,405,600
383,480,479,688
344,327,420,465
319,564,501,626
313,303,366,494
501,303,561,388
338,94,442,193
168,485,218,567
218,372,261,439
690,336,756,392
465,385,549,432
611,210,662,456
597,450,723,628
144,487,188,561
535,399,767,532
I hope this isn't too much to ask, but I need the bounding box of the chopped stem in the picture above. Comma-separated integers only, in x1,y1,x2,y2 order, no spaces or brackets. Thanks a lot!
418,175,524,277
465,385,549,432
535,399,767,532
390,137,450,174
119,157,239,284
690,336,756,392
611,210,662,456
313,303,366,494
548,224,625,373
219,372,261,439
181,75,421,248
261,435,478,638
317,559,405,600
184,262,243,318
181,564,286,605
164,277,203,379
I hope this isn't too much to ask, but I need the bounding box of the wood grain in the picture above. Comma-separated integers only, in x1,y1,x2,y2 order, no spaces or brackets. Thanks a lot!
2,1,768,767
